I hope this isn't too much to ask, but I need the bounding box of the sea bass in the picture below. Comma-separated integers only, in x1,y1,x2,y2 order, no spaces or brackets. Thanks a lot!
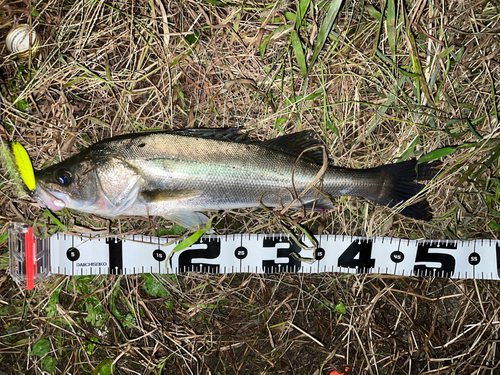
34,129,437,228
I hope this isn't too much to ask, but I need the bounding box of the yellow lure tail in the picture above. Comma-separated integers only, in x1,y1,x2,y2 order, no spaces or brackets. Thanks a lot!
11,142,36,191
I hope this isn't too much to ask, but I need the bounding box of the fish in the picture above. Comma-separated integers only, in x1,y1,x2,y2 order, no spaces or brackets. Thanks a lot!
34,128,438,229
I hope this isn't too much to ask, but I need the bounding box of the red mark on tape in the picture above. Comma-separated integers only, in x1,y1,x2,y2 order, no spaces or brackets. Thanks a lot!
25,227,37,290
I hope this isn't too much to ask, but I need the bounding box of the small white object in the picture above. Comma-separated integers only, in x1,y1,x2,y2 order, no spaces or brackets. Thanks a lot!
6,24,41,57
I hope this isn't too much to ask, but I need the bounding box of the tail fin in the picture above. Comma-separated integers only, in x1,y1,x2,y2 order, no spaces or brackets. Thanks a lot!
369,160,440,221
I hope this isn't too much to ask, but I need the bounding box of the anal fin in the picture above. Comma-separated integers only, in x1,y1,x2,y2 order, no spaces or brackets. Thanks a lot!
164,211,209,229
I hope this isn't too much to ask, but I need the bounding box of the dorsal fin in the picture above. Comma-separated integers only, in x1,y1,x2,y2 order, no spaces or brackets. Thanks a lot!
171,128,327,164
172,128,248,142
261,130,327,165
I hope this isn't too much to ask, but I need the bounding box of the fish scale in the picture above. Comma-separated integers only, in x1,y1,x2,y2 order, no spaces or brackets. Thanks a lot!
103,133,327,209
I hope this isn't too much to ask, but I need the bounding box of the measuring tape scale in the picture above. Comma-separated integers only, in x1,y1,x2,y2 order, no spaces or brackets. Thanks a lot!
8,223,500,290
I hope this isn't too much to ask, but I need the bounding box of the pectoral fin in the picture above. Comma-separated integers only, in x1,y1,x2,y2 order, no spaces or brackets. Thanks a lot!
164,211,210,229
140,189,202,203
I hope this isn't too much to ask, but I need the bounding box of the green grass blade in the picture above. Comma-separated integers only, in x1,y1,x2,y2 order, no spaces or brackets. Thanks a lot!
309,0,343,73
259,33,272,58
260,25,292,58
171,216,215,254
371,2,385,55
204,0,226,5
417,147,457,164
296,0,312,27
465,119,483,141
173,227,207,253
42,210,68,230
406,31,435,106
365,5,382,21
291,30,308,78
386,0,396,60
397,136,420,162
490,70,498,124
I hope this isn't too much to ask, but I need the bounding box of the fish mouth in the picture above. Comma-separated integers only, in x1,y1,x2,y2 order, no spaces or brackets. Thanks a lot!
35,183,66,211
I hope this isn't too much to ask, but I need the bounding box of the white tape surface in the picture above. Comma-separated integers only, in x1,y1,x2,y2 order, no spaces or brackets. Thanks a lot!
47,232,500,279
9,222,500,288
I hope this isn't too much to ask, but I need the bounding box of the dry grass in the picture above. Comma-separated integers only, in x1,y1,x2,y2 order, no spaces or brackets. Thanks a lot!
1,0,500,373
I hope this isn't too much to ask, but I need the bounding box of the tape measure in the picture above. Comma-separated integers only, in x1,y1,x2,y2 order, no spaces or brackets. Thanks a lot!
8,222,500,290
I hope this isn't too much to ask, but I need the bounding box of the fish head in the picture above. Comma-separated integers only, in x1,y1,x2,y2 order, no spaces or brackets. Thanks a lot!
35,153,102,213
35,150,144,217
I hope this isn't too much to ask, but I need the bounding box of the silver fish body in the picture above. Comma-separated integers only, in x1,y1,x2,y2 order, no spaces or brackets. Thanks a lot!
35,129,436,228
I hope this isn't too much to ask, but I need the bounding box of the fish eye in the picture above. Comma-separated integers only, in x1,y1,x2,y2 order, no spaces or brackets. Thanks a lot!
55,169,72,186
